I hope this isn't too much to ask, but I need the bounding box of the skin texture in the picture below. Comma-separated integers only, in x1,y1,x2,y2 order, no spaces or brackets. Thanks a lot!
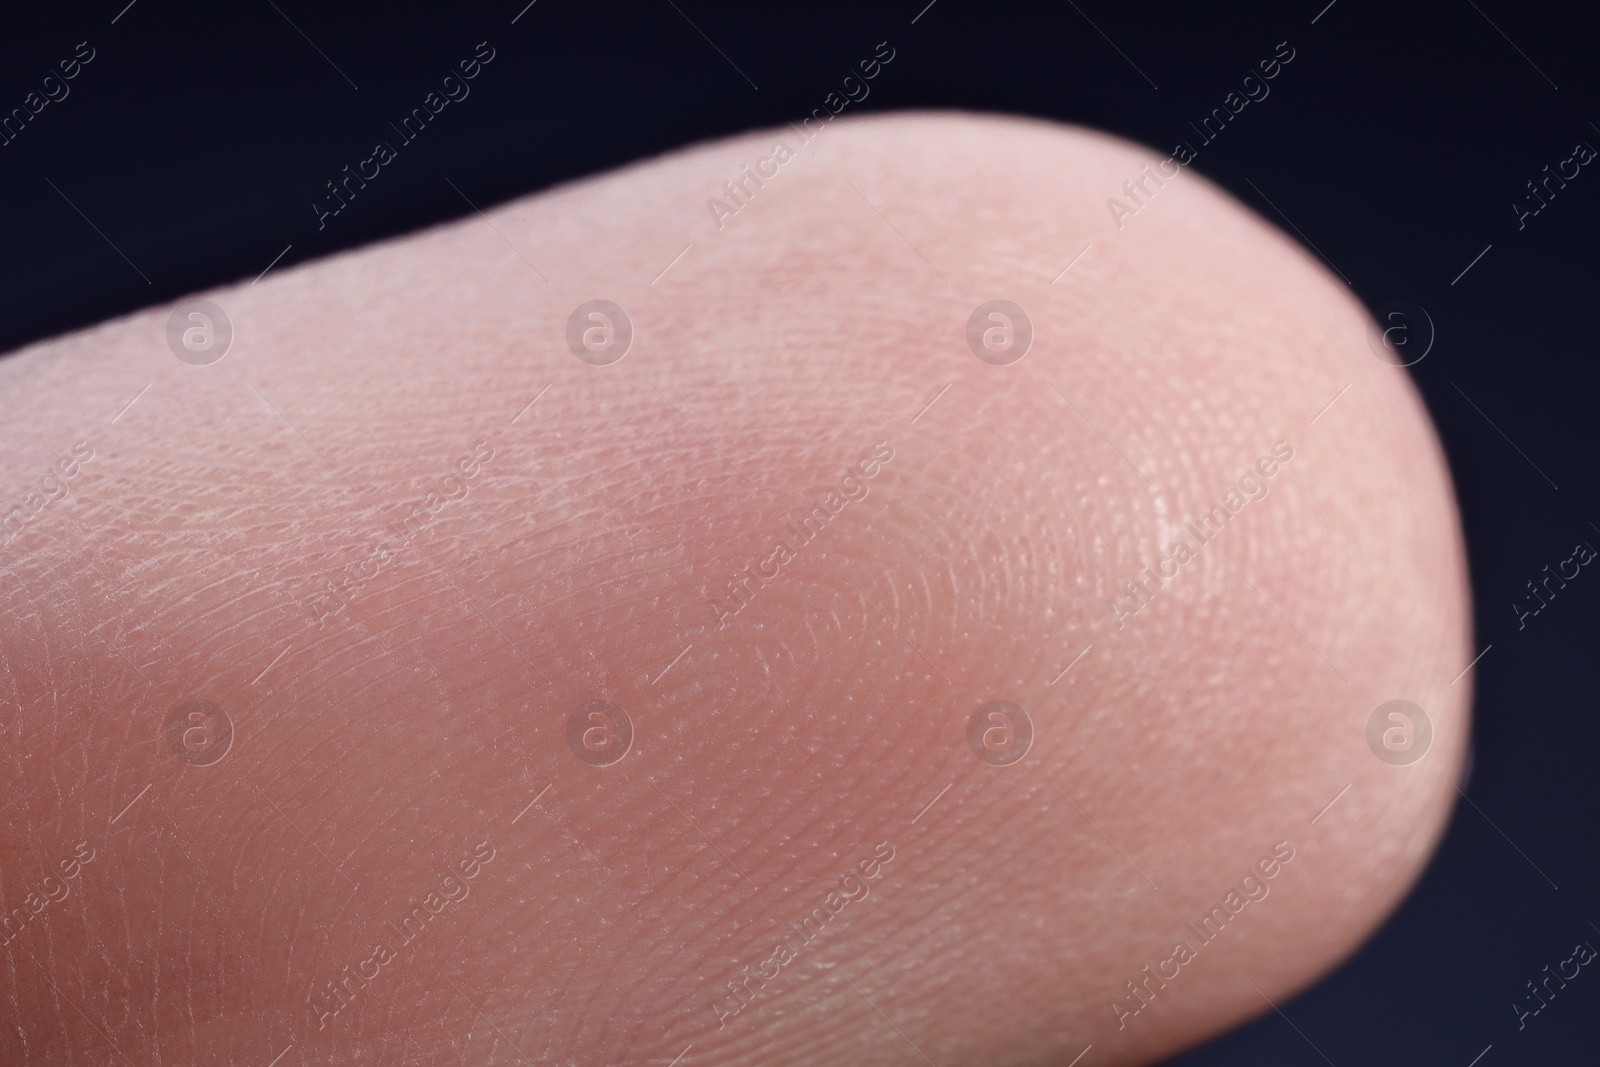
0,112,1470,1066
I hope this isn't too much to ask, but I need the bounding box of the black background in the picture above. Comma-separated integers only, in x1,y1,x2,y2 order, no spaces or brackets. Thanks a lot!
2,1,1596,1064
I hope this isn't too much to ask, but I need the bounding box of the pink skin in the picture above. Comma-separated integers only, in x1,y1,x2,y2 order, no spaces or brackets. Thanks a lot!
0,112,1469,1066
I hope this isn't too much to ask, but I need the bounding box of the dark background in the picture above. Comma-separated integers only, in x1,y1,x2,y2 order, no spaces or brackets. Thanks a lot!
2,1,1596,1063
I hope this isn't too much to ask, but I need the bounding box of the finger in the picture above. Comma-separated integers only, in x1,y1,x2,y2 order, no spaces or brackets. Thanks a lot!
0,112,1469,1067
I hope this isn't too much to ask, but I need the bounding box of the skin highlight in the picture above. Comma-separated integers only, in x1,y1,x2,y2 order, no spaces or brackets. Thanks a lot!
0,112,1469,1066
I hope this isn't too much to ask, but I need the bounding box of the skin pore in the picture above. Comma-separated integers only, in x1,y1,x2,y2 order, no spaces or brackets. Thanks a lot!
0,113,1470,1066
